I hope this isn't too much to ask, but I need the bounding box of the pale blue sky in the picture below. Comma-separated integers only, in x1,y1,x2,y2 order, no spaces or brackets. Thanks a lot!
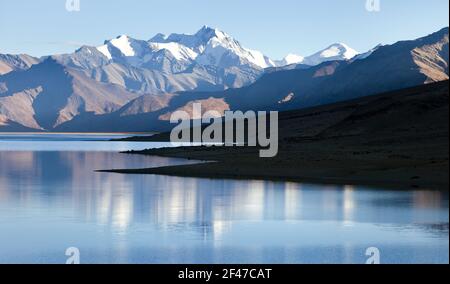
0,0,448,59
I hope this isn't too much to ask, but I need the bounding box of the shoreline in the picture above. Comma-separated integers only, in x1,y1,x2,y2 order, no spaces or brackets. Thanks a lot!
100,82,449,191
98,161,449,191
98,143,449,191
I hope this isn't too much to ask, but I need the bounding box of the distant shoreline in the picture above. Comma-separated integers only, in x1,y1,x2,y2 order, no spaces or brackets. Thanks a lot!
98,153,449,191
99,82,450,191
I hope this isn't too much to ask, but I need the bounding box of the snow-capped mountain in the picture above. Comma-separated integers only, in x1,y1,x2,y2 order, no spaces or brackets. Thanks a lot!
58,26,362,80
150,26,217,53
6,24,445,133
50,27,274,94
149,25,276,69
275,54,304,67
124,26,364,70
302,43,358,66
49,26,290,95
96,35,198,68
92,26,278,70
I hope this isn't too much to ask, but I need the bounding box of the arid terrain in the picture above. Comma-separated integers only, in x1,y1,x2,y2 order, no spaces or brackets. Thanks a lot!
102,81,449,190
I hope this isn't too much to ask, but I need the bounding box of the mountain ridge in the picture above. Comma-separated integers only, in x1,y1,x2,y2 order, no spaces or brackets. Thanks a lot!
0,27,448,132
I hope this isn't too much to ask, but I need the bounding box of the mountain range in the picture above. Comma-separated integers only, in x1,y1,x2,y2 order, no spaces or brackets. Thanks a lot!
0,26,448,132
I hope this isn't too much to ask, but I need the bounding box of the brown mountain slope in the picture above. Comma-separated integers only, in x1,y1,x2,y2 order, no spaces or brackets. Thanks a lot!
104,81,449,190
294,27,449,108
62,28,449,133
1,28,448,132
0,58,140,131
0,54,39,75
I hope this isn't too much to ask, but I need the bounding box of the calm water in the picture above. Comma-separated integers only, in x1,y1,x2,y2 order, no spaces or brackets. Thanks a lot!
0,134,448,264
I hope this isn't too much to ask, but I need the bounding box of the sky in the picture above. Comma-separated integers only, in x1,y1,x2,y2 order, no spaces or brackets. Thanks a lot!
0,0,448,59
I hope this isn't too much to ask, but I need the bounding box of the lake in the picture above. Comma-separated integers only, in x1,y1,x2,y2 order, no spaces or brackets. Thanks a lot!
0,133,448,264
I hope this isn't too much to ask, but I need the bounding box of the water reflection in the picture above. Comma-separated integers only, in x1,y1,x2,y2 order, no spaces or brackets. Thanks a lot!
0,149,449,264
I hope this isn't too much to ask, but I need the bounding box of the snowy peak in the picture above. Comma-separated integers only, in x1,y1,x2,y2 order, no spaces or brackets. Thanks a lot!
196,27,275,69
92,27,359,70
303,43,359,66
149,26,275,69
284,54,305,64
97,35,146,59
275,43,359,68
319,43,358,60
108,35,137,57
194,25,224,43
95,34,196,69
275,54,304,66
148,42,198,62
151,25,221,53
